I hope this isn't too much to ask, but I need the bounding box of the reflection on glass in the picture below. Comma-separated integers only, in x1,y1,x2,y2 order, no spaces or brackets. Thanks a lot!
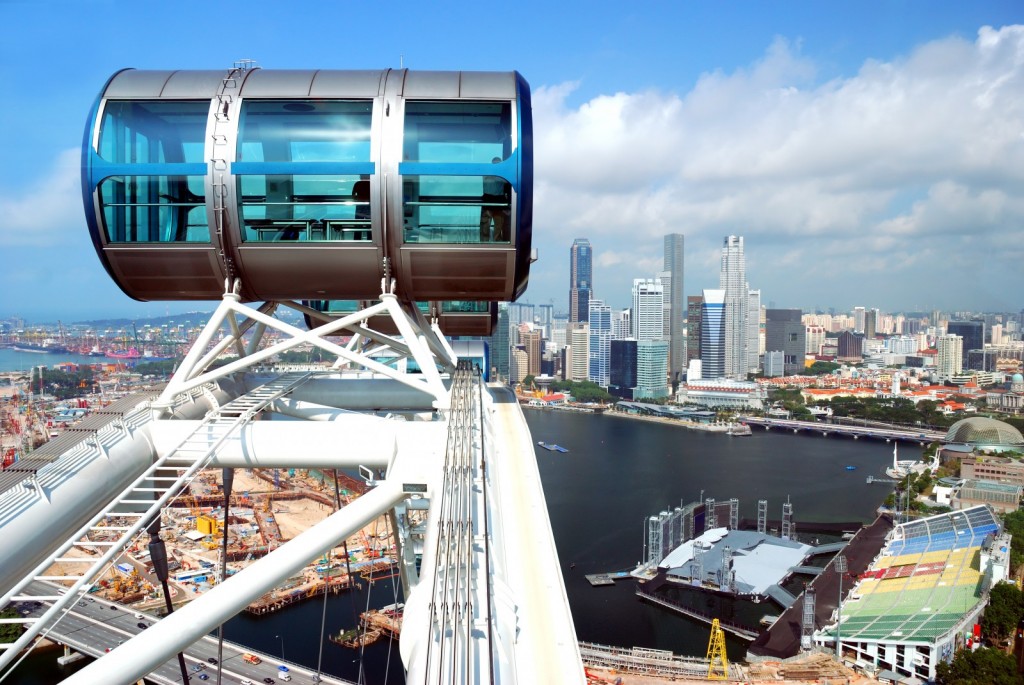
98,101,209,164
99,176,208,243
403,101,511,163
238,175,371,242
237,100,372,162
403,176,511,244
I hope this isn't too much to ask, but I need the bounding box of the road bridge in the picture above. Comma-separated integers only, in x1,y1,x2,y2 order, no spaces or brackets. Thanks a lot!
739,417,946,444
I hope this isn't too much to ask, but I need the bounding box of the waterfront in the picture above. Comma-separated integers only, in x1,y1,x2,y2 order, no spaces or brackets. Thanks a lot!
12,407,898,682
0,348,127,373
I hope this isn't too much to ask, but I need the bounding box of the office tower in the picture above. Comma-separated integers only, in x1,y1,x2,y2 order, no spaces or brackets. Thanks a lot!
636,340,670,399
550,317,568,349
946,320,984,355
491,303,510,381
664,234,685,382
864,309,877,339
659,270,672,343
686,295,703,365
837,331,865,361
510,348,529,384
569,238,592,324
700,289,726,379
612,309,631,340
523,329,542,377
588,300,612,386
632,278,664,341
568,324,590,381
937,335,963,379
765,309,806,376
609,338,638,399
720,236,748,379
506,302,534,348
536,303,554,339
853,307,866,333
747,289,761,374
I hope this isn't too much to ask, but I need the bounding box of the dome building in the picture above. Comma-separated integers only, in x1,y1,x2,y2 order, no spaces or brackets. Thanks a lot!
945,417,1024,453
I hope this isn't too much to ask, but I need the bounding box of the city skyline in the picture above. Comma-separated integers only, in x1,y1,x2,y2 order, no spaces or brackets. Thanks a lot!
1,4,1022,321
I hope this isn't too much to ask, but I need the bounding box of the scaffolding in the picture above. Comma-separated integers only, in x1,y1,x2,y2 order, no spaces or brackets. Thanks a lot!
729,498,739,530
758,499,768,534
801,587,816,650
782,497,793,540
706,618,729,681
705,498,716,529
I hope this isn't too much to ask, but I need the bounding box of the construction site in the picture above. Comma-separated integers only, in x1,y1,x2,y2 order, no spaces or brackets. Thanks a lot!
39,465,401,617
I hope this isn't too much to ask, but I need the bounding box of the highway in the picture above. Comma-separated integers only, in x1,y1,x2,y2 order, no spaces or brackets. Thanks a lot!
14,581,351,684
739,416,947,444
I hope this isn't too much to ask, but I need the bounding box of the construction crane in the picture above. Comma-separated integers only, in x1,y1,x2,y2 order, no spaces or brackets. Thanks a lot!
706,618,729,681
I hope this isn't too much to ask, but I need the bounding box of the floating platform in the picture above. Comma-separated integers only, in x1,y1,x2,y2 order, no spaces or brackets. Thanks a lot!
585,571,630,586
537,442,569,452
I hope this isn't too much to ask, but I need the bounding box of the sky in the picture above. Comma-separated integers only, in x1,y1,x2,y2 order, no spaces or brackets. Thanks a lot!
0,1,1022,323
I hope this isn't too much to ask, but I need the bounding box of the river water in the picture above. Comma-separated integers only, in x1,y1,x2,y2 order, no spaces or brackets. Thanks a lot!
11,407,898,683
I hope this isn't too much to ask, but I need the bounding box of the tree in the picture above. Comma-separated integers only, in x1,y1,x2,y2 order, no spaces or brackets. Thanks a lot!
0,608,21,643
935,646,1022,684
982,583,1024,640
523,374,536,389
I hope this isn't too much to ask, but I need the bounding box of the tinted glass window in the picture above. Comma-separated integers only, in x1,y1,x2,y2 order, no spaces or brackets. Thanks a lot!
98,101,209,164
99,175,208,243
403,101,511,163
237,101,372,162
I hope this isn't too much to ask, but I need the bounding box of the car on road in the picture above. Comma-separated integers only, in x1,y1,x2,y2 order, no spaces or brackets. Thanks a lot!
263,679,275,684
198,676,208,681
137,622,148,629
207,657,218,664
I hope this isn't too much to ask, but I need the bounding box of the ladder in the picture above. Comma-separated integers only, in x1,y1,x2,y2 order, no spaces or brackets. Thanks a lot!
0,372,310,674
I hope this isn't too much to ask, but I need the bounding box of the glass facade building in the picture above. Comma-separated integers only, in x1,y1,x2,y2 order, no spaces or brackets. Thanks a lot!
588,300,612,387
700,289,726,380
570,238,592,324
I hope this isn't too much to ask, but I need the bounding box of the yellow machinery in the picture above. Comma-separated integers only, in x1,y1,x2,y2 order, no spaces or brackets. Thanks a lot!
706,618,729,680
196,515,219,535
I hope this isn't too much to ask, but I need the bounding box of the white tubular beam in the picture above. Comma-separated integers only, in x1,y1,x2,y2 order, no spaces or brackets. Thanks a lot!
147,419,448,469
60,480,407,685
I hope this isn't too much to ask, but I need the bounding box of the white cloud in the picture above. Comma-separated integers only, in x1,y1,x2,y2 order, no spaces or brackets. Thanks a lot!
0,148,83,247
530,25,1024,311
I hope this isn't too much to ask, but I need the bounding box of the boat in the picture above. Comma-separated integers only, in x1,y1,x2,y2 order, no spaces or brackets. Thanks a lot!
845,465,857,471
10,339,72,354
537,442,569,453
726,423,752,436
107,347,142,360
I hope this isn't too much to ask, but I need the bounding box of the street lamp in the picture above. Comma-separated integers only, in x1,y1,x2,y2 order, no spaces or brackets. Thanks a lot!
835,554,848,662
275,634,285,659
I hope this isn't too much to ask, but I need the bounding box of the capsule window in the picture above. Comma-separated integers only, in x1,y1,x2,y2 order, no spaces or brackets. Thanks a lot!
99,175,209,243
403,101,511,163
237,174,370,242
237,100,372,162
98,101,209,164
402,175,510,244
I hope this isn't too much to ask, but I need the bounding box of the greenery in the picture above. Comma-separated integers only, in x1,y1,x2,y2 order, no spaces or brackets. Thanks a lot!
548,380,613,404
0,609,21,643
813,396,958,428
805,361,841,375
1002,510,1024,572
936,647,1023,685
132,360,176,376
31,366,98,401
982,583,1024,640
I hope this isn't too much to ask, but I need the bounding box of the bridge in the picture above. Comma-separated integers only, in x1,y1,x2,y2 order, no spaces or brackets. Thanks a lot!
635,586,760,641
739,416,946,444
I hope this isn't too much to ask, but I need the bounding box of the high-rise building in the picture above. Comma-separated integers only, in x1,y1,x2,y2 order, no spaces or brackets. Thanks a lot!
837,331,865,361
686,295,703,365
664,234,685,383
632,278,664,341
509,348,529,384
700,289,726,379
806,324,825,356
946,320,985,355
864,309,877,339
612,309,631,340
569,239,593,324
490,303,510,381
636,340,670,399
609,338,638,399
550,317,568,350
765,309,806,376
853,307,866,333
937,334,963,379
523,329,542,377
568,324,589,382
720,236,748,379
588,300,612,387
747,289,761,374
536,303,554,339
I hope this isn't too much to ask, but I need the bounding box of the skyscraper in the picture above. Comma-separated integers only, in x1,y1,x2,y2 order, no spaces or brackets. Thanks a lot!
686,295,703,366
765,309,806,376
568,324,590,381
937,334,963,379
720,236,748,379
700,289,726,379
588,299,612,387
569,238,592,324
664,234,685,383
632,278,664,341
747,288,761,374
946,320,985,354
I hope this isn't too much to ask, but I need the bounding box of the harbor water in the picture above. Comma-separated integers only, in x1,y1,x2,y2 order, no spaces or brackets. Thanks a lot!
12,407,899,682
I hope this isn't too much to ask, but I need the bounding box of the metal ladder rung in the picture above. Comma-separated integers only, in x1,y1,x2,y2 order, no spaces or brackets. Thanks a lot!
119,500,157,504
105,512,145,517
91,526,132,531
130,488,169,493
54,558,95,563
13,595,63,601
74,541,116,546
144,477,182,481
0,618,37,624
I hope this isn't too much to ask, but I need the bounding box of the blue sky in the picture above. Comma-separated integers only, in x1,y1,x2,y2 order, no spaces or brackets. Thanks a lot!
1,1,1021,322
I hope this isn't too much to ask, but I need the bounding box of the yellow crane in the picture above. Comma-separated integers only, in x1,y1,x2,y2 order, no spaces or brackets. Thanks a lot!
706,618,729,680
